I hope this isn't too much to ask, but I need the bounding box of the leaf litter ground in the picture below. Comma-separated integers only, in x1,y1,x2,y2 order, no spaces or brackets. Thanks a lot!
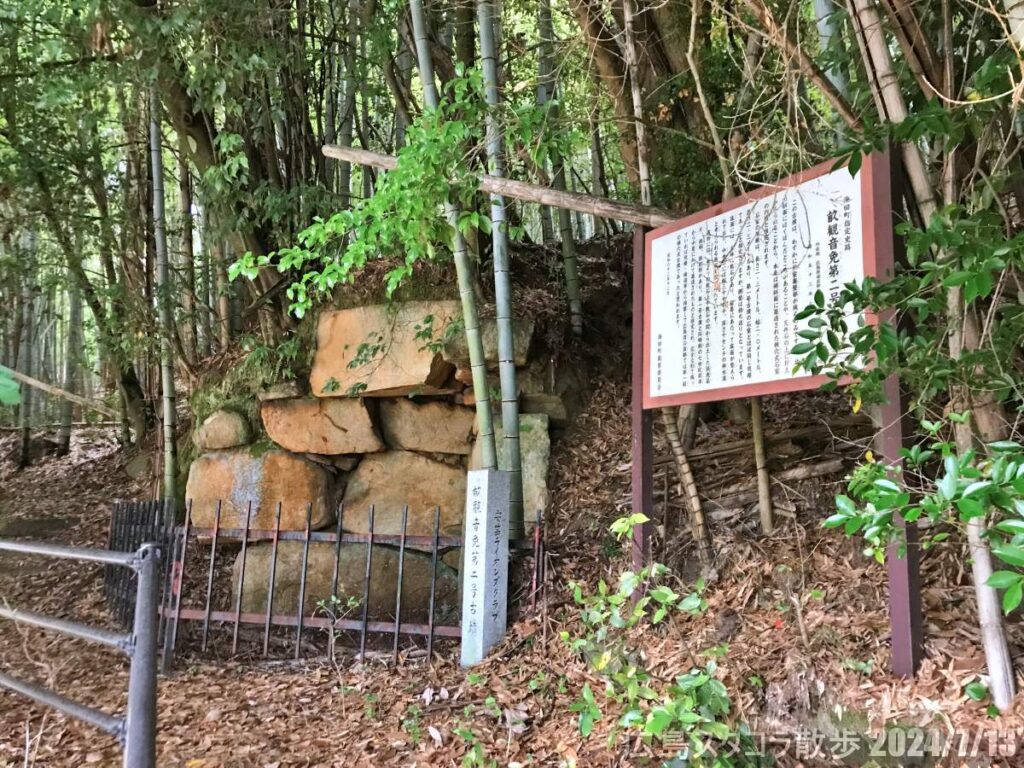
1,385,1023,766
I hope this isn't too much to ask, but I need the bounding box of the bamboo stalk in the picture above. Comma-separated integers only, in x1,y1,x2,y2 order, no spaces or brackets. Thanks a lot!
150,88,178,502
660,409,713,567
750,396,774,534
408,0,498,471
478,0,524,538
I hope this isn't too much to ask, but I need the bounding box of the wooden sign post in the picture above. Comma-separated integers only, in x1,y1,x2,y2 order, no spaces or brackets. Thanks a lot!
460,469,511,666
631,153,923,676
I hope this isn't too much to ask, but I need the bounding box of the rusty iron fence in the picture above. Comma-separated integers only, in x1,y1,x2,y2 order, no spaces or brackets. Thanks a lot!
105,500,175,628
0,539,161,768
103,500,545,668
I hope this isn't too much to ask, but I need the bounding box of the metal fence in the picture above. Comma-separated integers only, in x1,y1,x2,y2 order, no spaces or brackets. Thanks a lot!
156,500,544,668
0,539,161,768
105,500,175,628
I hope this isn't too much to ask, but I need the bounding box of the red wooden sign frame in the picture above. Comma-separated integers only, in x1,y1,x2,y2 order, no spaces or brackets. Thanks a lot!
630,151,923,678
642,153,894,409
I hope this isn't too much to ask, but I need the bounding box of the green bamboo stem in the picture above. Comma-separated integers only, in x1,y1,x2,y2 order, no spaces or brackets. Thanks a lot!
478,0,525,538
408,0,497,471
149,88,178,502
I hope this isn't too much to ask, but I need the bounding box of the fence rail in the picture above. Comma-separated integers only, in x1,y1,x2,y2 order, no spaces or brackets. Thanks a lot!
0,539,160,768
142,500,545,667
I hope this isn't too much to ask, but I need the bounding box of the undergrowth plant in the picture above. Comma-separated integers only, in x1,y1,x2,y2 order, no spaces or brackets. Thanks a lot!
824,423,1024,614
561,514,761,766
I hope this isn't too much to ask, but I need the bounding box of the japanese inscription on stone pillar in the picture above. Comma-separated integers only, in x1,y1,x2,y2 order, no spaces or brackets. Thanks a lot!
460,469,511,666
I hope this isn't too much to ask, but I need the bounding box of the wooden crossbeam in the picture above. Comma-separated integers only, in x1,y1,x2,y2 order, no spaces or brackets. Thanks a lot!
321,144,677,229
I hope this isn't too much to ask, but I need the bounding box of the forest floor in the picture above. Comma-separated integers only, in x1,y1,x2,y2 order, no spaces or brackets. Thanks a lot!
1,381,1024,767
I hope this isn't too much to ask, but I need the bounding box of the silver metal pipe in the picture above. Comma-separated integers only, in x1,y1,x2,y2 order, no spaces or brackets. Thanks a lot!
0,671,124,738
0,605,131,653
124,543,160,768
0,539,138,567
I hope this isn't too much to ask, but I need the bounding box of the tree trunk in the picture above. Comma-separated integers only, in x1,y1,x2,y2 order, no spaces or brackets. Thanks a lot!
178,137,197,364
17,233,36,470
536,0,555,244
338,0,358,207
539,0,583,336
150,88,178,503
56,270,82,455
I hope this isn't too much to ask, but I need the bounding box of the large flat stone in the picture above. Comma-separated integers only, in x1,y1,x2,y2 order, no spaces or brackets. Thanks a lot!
310,302,461,398
442,317,534,369
471,413,550,521
261,397,384,455
342,451,465,540
187,449,335,531
379,399,475,455
233,540,459,622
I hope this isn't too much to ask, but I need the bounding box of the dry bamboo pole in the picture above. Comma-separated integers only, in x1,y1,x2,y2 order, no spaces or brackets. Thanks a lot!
2,367,117,418
319,145,676,227
660,410,713,566
750,397,774,534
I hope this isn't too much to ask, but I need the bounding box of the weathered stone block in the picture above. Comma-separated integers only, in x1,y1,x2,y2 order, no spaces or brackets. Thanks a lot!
194,409,251,451
379,399,474,455
342,451,465,540
257,380,309,402
233,541,459,621
187,449,335,531
442,318,534,369
470,413,550,520
518,356,587,428
310,302,461,397
261,397,384,455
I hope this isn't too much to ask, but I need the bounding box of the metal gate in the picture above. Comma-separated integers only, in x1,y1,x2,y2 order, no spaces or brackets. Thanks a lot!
102,500,546,666
0,539,161,768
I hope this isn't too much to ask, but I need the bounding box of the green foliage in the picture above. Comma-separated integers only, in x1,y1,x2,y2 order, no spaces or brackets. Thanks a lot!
822,423,1024,613
231,68,489,316
791,203,1023,410
560,515,758,765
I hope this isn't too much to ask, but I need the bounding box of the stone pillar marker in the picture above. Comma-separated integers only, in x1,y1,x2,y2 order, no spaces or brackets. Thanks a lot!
460,469,510,666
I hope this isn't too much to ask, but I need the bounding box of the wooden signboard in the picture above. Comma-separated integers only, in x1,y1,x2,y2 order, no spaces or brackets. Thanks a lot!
631,152,923,676
643,156,892,407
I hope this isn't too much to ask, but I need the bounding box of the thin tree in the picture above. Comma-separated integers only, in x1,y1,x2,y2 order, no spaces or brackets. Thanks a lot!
17,231,36,470
178,138,197,363
478,0,525,537
620,0,713,565
408,0,498,470
56,266,82,456
150,88,178,502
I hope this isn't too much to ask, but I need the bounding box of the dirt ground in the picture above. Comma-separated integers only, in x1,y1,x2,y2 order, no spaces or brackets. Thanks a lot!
2,383,1023,767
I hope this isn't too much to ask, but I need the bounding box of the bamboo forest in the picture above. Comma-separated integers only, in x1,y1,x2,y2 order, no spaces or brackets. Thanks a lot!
1,0,1024,765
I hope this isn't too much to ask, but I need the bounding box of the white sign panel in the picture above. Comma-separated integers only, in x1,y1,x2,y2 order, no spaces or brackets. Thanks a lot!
460,469,510,666
644,159,888,408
